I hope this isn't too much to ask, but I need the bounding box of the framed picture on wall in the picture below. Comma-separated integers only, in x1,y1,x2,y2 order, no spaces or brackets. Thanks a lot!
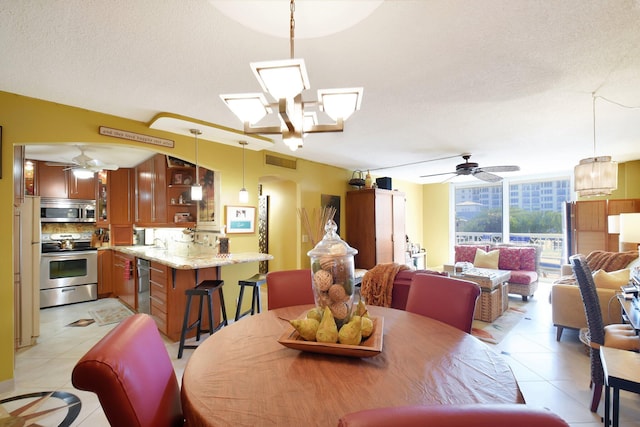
226,205,256,234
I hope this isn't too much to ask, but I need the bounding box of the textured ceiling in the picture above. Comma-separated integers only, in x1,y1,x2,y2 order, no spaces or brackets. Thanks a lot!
2,0,640,183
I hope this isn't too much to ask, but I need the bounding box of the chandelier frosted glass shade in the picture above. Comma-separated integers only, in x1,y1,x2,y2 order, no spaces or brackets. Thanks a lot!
574,156,618,197
251,59,310,100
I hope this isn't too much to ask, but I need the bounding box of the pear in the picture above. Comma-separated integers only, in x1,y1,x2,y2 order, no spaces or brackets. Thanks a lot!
361,316,374,339
290,318,319,341
355,299,369,317
306,307,323,322
338,315,362,345
316,306,339,343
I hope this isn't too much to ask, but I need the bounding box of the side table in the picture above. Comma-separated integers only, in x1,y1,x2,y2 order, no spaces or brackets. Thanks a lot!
600,346,640,427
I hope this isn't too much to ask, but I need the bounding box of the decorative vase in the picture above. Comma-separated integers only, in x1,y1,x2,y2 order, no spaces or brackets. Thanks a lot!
364,170,372,189
307,220,358,328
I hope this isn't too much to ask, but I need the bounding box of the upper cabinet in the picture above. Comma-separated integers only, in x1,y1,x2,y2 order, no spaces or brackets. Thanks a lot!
167,159,197,225
35,161,96,199
97,168,134,226
135,154,167,226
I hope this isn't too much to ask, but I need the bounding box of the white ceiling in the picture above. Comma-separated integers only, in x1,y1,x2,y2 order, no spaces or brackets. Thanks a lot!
2,0,640,184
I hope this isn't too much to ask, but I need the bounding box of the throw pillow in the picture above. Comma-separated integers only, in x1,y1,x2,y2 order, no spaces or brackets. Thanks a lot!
474,249,500,269
592,268,630,290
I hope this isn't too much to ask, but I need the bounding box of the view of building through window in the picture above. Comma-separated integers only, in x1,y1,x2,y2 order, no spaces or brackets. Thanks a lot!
454,177,571,272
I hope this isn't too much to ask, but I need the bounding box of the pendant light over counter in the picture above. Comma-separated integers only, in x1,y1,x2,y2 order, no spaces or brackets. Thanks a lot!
190,128,203,201
238,141,249,203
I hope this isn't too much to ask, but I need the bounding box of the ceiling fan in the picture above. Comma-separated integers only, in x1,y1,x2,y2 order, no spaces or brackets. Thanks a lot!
420,154,519,182
48,146,119,173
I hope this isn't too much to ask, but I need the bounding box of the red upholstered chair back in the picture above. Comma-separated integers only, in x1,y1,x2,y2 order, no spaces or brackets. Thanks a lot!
337,404,569,427
72,313,183,427
266,269,315,310
405,273,480,333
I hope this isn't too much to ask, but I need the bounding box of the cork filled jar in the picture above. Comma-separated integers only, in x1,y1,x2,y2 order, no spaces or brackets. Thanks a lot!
307,220,358,329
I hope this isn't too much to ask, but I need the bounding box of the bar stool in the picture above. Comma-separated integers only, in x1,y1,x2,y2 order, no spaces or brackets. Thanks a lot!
178,279,228,359
234,273,267,321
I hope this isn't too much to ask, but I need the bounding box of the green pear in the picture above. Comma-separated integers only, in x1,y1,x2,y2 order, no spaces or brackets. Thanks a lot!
306,307,323,322
361,316,374,339
339,315,362,345
316,306,339,343
290,318,319,341
355,299,369,317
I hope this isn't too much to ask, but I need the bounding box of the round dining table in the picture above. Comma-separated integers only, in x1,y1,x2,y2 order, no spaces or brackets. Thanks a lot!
181,304,524,427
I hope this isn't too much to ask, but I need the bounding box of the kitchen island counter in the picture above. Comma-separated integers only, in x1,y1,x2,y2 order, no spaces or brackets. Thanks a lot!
112,245,272,269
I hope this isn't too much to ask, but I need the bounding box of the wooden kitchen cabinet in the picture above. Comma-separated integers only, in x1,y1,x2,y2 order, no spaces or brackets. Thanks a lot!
97,168,134,226
113,252,136,309
346,188,406,270
167,164,197,225
135,154,167,226
147,261,220,341
36,161,96,199
97,249,113,297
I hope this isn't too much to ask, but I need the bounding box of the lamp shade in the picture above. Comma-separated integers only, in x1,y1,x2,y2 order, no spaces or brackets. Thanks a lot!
620,213,640,244
191,184,203,201
318,87,363,121
220,93,270,124
608,215,620,234
574,156,618,197
251,59,310,100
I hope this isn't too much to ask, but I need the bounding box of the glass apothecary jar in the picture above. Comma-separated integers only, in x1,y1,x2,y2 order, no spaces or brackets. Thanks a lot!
307,220,358,328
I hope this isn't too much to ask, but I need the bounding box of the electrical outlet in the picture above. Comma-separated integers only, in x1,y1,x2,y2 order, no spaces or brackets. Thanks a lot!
302,234,309,243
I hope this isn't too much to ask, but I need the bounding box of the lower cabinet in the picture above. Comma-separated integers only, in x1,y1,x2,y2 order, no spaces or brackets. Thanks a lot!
149,264,221,342
97,250,113,296
113,252,135,309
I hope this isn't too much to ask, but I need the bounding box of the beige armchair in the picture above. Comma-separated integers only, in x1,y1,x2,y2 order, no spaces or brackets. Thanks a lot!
551,249,640,341
551,264,622,341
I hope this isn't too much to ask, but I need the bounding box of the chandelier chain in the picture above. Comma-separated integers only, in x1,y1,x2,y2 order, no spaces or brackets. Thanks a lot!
290,0,295,59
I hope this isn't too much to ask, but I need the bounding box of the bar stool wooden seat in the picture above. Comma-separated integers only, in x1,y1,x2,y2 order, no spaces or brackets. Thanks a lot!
234,273,267,321
178,279,228,359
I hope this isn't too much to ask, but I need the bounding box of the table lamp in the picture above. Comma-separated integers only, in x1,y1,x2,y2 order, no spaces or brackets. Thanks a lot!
619,213,640,252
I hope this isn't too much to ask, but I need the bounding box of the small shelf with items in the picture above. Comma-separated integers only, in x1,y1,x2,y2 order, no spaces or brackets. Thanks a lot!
166,157,197,225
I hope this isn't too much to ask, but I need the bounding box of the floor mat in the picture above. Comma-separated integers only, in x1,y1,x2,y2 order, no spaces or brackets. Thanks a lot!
88,302,134,326
471,304,526,344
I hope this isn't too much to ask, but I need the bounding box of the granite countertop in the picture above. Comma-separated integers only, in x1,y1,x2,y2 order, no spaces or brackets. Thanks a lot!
111,246,273,270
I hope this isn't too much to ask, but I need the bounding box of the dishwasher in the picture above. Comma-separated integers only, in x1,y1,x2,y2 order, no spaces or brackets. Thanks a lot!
137,258,151,314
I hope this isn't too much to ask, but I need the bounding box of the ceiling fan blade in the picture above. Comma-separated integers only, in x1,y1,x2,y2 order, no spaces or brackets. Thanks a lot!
480,165,520,173
473,170,503,182
420,171,456,179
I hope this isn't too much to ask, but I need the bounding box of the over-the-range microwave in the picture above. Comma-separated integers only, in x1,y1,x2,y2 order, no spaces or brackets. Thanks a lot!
40,198,96,223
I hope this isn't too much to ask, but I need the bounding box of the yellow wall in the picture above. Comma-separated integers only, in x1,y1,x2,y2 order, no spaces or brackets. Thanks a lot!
0,91,424,387
421,183,451,268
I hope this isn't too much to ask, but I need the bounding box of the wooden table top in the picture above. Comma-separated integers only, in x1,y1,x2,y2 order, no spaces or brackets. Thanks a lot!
181,304,524,427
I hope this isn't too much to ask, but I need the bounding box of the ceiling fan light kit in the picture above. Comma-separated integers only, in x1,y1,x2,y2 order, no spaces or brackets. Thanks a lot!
220,0,362,152
72,168,95,179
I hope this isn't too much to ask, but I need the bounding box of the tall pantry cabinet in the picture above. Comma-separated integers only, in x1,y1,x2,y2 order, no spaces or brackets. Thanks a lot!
346,188,406,269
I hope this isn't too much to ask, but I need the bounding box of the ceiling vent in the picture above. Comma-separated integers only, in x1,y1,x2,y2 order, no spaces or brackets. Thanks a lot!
265,154,297,170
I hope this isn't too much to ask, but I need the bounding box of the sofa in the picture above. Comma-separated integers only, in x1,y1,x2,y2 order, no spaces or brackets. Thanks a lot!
551,250,639,341
453,244,540,301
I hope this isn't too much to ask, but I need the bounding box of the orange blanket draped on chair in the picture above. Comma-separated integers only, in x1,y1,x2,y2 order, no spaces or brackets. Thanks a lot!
361,263,410,307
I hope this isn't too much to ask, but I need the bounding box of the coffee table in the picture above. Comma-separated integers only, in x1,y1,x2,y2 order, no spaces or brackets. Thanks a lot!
452,267,511,322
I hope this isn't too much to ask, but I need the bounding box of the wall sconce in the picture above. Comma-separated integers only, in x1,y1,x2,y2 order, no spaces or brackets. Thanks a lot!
619,213,640,252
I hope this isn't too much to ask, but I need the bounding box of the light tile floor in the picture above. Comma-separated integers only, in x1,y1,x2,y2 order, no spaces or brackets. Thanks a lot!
2,279,640,426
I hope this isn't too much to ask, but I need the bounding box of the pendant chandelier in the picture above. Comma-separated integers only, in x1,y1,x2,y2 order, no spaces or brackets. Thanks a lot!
574,94,618,197
220,0,363,152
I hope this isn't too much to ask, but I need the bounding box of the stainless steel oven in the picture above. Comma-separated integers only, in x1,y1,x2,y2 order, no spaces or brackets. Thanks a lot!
40,232,98,308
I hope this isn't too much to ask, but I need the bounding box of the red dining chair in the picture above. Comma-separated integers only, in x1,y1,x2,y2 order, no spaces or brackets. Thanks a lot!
337,404,569,427
405,273,481,333
266,269,315,310
72,313,184,427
